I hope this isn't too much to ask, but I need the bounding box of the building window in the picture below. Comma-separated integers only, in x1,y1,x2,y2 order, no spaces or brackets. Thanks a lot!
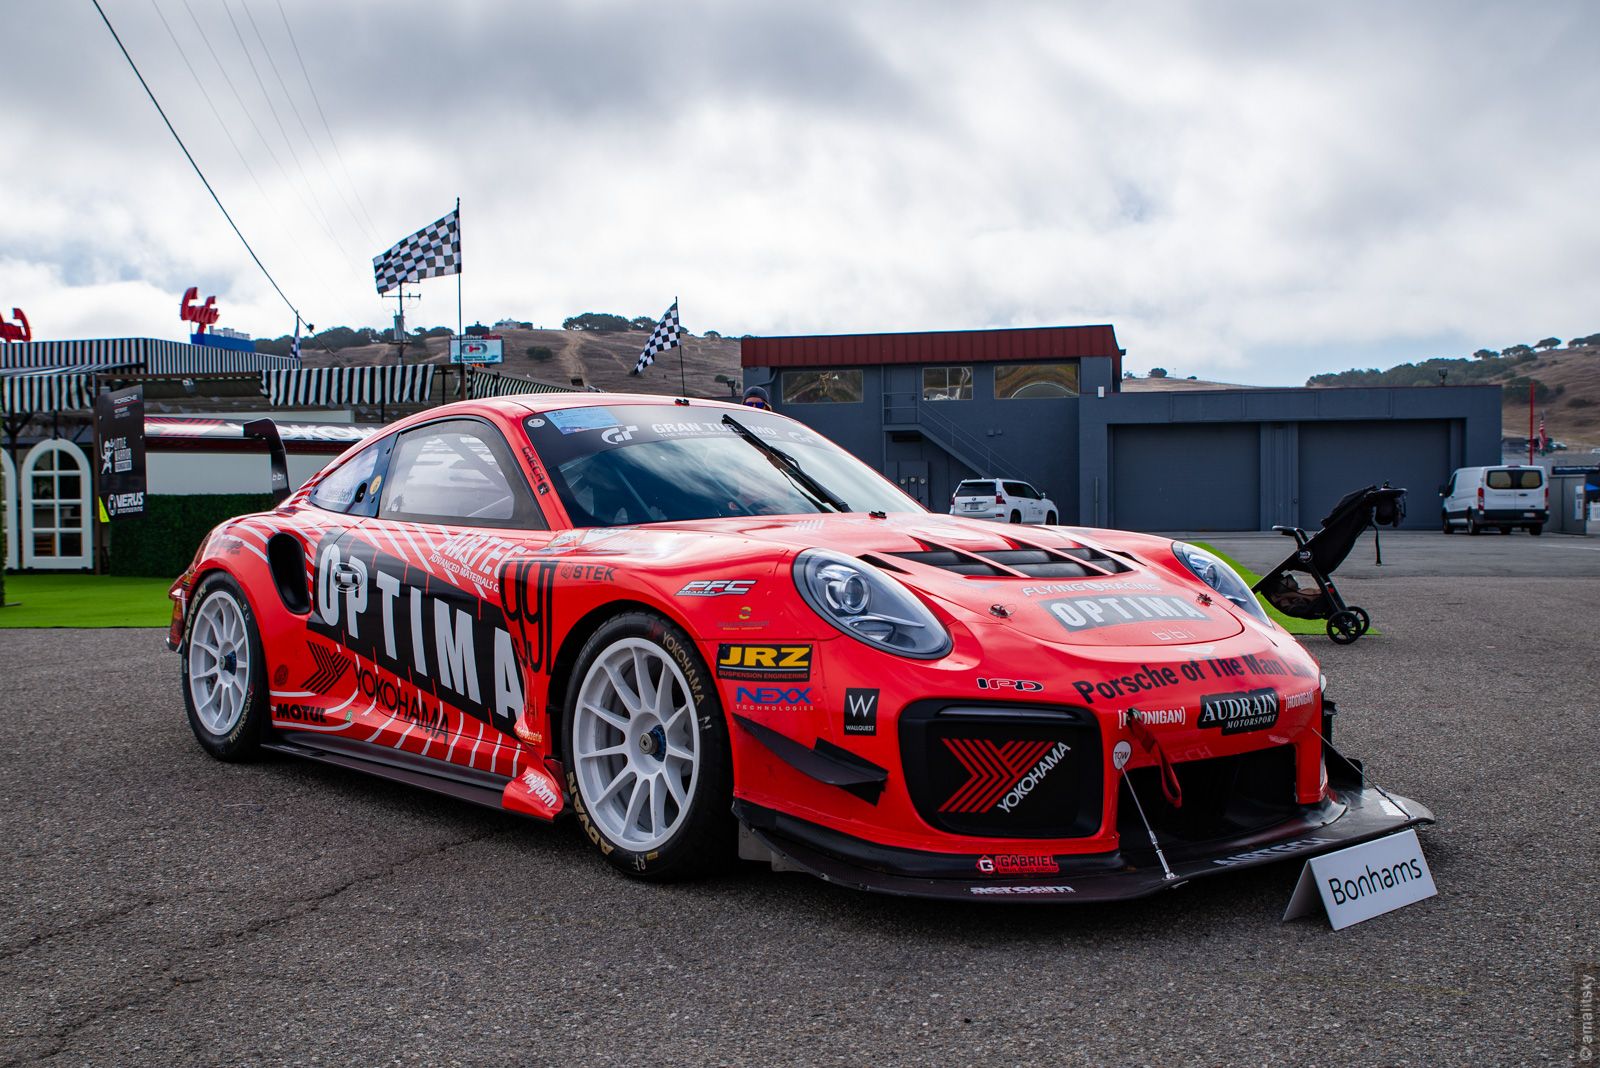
922,366,972,401
995,362,1080,399
782,369,863,404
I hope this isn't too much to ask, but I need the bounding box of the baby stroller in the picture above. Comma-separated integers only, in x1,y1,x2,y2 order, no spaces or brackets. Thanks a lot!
1252,485,1407,645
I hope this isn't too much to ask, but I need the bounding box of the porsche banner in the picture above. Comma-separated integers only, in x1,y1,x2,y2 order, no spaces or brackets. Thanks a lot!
94,385,146,520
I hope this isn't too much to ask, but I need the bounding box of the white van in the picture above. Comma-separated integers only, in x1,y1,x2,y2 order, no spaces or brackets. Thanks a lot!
1440,466,1548,535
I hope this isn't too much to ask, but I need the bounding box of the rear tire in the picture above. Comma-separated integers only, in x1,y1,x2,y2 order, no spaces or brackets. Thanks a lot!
1529,524,1543,536
1350,606,1371,636
562,612,734,881
1009,511,1022,524
180,573,267,762
1467,516,1480,535
1441,512,1452,534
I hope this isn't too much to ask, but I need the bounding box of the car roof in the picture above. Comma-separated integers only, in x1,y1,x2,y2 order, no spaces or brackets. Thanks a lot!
503,391,758,416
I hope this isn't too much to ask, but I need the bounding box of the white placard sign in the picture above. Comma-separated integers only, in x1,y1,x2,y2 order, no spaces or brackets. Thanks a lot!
450,337,503,364
1282,829,1436,931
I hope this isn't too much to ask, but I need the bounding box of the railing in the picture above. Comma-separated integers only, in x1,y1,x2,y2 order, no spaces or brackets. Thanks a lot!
881,391,1021,479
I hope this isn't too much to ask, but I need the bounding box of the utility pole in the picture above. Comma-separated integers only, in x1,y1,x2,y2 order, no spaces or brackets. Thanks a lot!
385,280,421,363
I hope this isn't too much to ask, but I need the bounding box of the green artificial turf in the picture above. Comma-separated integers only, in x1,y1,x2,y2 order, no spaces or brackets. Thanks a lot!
0,573,173,628
1189,541,1368,638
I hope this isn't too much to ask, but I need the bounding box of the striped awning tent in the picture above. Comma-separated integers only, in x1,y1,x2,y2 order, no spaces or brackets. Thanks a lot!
261,364,436,407
467,369,572,400
0,338,296,374
0,360,141,414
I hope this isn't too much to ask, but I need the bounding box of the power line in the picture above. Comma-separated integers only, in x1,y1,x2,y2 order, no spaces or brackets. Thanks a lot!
239,0,376,247
147,0,340,299
273,0,381,242
220,0,351,258
89,0,304,322
176,0,350,259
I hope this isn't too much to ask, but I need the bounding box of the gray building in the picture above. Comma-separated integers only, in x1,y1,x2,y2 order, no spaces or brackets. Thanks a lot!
741,325,1503,531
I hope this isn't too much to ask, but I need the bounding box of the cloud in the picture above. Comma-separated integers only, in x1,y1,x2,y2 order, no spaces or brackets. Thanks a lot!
2,0,1595,384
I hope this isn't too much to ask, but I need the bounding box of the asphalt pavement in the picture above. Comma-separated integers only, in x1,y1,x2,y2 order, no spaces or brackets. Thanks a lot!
2,532,1596,1066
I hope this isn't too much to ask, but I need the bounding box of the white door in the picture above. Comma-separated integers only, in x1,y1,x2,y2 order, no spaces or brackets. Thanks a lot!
1,449,17,570
21,440,92,570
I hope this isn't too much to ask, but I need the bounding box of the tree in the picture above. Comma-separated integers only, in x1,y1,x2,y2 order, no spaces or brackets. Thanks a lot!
1122,371,1135,379
564,312,633,332
1568,333,1600,348
713,373,740,398
464,322,490,337
629,316,655,331
525,345,554,361
1503,344,1534,359
1472,348,1498,360
1148,367,1168,378
703,330,722,339
1536,337,1561,350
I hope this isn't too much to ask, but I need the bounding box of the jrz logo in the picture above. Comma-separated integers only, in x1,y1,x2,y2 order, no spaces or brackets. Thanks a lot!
843,688,879,736
734,686,812,707
940,739,1072,814
1197,688,1280,735
677,579,756,597
308,535,525,736
716,644,811,681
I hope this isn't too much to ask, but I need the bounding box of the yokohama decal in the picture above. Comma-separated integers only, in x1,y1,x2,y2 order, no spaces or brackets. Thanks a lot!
939,739,1072,814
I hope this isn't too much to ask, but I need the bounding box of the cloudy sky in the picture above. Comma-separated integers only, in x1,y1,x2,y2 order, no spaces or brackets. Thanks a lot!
4,1,1596,385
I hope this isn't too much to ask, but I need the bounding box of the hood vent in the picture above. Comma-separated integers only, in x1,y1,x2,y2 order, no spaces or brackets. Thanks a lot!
882,540,1132,579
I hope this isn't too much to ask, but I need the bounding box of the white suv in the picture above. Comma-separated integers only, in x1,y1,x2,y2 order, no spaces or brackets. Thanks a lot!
950,479,1058,524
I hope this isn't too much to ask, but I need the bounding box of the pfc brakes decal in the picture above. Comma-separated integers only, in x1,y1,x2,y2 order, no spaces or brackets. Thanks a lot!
308,535,529,736
939,739,1072,814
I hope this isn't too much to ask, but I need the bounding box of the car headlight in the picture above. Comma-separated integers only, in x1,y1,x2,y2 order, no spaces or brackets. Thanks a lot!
793,549,952,659
1170,542,1270,624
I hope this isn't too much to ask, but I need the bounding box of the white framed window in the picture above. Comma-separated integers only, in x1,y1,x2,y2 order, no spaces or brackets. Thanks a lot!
21,440,92,569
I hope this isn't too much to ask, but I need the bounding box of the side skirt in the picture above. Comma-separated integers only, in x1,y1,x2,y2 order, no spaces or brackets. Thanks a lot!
262,732,515,813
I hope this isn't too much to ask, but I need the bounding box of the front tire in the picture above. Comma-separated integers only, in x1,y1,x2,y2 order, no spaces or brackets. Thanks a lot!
563,612,734,881
1009,511,1022,524
1045,511,1058,525
1441,511,1452,534
180,573,267,761
1529,524,1543,536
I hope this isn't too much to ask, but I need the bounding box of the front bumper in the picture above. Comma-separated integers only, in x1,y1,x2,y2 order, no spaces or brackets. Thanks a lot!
735,782,1434,903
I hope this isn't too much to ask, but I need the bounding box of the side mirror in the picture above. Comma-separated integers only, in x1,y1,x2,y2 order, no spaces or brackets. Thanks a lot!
1436,483,1450,496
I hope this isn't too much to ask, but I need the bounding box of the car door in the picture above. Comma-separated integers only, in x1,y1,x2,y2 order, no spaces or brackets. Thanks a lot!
341,416,554,774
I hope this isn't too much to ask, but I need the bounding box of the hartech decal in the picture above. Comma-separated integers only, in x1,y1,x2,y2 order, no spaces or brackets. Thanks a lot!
940,739,1072,814
1042,593,1209,634
308,535,525,736
716,644,811,681
1197,688,1280,735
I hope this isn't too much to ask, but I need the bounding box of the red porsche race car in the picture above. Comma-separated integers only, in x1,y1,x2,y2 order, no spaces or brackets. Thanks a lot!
168,394,1432,901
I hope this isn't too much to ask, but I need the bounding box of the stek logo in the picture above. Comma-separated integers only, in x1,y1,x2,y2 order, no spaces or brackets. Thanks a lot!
599,425,639,444
735,686,812,707
940,739,1072,814
843,688,879,736
678,579,756,597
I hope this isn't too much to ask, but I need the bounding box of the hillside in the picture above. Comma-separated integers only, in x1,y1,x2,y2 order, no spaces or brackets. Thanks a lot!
300,327,745,399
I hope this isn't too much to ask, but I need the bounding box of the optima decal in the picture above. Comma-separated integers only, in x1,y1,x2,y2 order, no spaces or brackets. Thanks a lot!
1042,593,1209,633
716,644,811,681
308,535,525,736
1197,688,1280,735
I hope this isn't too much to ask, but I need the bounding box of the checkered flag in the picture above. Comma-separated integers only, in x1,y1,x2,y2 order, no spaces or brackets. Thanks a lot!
631,302,681,374
373,208,461,294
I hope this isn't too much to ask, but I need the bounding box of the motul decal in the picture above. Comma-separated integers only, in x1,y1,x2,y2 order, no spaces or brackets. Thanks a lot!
308,535,524,736
938,739,1071,814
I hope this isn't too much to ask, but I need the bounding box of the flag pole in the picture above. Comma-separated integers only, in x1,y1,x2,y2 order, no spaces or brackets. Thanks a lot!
677,294,686,397
1528,382,1534,464
456,197,466,403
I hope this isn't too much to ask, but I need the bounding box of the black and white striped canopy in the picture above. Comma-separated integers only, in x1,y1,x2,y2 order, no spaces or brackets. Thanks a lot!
0,338,295,374
0,361,141,414
467,369,571,400
261,364,436,407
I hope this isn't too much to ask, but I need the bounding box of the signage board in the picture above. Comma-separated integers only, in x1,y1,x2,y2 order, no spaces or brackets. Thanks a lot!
94,385,147,520
1282,828,1436,931
450,337,503,364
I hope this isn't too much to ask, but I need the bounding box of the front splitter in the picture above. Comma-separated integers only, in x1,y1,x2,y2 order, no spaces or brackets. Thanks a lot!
735,786,1435,903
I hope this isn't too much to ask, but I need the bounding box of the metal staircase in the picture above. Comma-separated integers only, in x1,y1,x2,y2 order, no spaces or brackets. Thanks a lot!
882,391,1022,479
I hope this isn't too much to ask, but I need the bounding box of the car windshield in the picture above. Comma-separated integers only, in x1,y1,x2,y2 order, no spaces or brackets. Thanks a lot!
524,404,922,527
954,481,995,496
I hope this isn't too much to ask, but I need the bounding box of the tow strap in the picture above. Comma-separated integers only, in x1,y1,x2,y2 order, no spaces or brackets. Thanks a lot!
1125,708,1183,809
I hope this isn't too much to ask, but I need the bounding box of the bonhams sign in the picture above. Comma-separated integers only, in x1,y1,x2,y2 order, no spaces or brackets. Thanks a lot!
94,386,146,520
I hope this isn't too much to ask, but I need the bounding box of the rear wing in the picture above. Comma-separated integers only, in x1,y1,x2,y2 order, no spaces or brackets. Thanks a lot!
242,418,290,504
143,416,378,505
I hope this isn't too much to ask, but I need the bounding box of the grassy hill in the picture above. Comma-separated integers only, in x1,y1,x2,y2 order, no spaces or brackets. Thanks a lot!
301,327,745,400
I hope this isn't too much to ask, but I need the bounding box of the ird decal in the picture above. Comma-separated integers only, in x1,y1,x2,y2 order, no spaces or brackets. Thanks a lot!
308,535,534,736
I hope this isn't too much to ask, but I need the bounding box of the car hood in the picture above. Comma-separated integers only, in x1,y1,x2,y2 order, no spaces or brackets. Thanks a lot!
650,513,1246,647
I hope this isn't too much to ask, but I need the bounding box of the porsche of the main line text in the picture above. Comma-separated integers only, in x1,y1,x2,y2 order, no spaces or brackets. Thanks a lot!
169,394,1431,901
